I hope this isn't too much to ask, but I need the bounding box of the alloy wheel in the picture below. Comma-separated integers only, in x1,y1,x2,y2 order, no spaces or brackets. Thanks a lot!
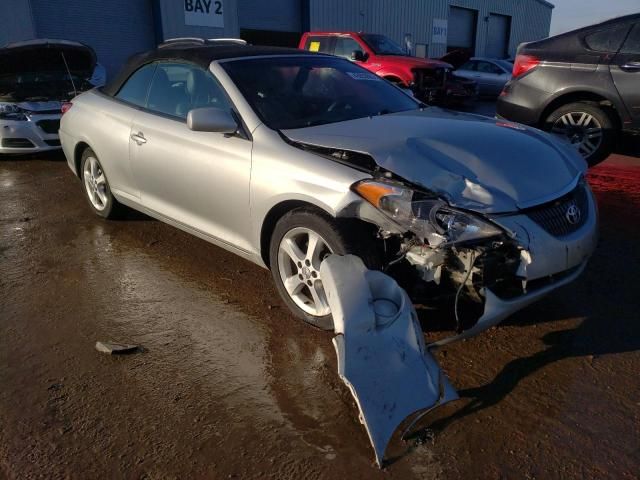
551,111,603,159
277,227,333,316
83,156,108,211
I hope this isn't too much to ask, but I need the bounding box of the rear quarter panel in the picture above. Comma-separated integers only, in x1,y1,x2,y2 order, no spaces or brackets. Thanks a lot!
509,62,627,124
60,90,139,200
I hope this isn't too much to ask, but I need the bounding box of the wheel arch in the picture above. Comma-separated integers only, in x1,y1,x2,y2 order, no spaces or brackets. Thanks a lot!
73,141,92,177
539,90,622,131
259,200,334,267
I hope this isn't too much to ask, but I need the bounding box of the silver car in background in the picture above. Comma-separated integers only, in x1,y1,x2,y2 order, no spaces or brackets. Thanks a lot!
0,39,96,154
60,39,597,341
454,57,513,96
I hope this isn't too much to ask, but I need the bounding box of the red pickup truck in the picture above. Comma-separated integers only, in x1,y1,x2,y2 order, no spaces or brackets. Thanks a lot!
298,31,477,105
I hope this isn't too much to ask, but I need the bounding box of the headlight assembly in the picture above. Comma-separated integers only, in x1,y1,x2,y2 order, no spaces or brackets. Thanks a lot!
0,103,28,121
353,179,503,246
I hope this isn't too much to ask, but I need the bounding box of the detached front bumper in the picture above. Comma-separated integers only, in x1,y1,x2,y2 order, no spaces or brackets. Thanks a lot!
0,114,62,154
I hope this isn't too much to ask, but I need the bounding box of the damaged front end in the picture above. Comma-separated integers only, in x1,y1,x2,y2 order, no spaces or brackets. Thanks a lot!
345,176,532,338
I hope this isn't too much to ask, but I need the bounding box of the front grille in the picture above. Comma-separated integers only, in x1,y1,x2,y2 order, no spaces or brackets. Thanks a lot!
44,139,61,146
413,67,447,91
525,183,589,237
1,138,35,148
37,119,60,134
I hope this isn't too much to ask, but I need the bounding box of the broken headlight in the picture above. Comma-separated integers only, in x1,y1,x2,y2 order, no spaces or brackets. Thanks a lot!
0,103,28,121
353,179,503,246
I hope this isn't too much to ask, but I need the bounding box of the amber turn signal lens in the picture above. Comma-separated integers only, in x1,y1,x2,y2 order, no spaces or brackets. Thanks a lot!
353,182,396,207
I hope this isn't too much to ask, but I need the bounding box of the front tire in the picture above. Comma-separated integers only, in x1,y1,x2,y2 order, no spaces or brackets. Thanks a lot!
269,208,375,330
544,102,616,167
80,148,124,219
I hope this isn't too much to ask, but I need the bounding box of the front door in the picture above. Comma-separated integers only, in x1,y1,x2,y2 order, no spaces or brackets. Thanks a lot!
130,62,253,251
475,60,509,96
611,23,640,129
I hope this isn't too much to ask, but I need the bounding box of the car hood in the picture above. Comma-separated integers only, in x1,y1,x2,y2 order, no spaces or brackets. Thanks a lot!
439,50,472,69
0,39,96,102
282,109,587,213
0,39,96,77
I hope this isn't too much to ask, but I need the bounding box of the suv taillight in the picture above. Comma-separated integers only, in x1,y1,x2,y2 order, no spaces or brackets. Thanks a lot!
512,54,540,78
61,102,73,115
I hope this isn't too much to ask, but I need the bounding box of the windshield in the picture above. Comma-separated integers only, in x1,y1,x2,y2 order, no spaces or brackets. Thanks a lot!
222,56,419,130
360,34,407,56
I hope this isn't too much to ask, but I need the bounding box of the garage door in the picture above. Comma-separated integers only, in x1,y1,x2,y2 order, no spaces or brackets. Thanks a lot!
486,14,511,59
448,6,477,54
30,0,157,79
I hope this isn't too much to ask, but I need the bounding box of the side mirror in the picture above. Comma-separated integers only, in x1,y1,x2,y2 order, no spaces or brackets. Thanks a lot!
351,50,367,62
187,107,238,134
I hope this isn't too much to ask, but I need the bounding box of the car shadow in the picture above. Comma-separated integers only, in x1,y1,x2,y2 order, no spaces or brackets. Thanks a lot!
614,132,640,159
421,304,640,437
1,149,67,161
120,209,154,222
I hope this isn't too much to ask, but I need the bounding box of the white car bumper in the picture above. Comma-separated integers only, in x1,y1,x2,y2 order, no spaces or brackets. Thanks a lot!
0,114,62,154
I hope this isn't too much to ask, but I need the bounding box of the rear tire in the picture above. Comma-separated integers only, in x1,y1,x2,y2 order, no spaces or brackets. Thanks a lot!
543,102,616,167
80,148,125,219
269,207,377,330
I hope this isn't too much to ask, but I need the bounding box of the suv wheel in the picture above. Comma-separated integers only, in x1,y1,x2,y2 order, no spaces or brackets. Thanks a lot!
80,148,124,219
544,102,616,167
269,208,375,330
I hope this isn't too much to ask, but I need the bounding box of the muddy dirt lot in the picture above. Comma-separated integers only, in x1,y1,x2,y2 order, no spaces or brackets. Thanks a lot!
1,152,639,479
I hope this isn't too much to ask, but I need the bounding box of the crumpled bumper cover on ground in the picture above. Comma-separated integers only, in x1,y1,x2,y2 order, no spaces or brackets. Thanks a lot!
320,254,458,467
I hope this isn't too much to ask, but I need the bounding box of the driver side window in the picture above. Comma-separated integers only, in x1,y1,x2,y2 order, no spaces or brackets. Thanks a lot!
477,61,502,74
459,61,477,71
146,63,232,120
334,37,363,60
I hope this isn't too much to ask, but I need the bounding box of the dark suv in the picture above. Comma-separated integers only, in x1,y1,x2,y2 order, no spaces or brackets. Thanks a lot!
497,14,640,166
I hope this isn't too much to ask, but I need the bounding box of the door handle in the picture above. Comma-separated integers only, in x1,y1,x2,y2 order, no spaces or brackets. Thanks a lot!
130,132,147,145
621,61,640,71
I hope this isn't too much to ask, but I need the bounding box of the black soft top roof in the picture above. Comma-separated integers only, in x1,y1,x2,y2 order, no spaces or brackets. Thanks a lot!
103,44,313,96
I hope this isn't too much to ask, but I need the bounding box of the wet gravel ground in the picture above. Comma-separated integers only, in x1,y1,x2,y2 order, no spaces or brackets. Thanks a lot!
1,150,639,479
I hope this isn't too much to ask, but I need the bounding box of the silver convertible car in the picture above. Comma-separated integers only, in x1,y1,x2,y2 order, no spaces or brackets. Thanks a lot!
60,39,597,340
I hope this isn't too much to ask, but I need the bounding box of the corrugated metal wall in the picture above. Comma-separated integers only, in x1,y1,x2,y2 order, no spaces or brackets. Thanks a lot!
450,0,552,57
238,0,302,32
0,0,36,46
309,0,552,58
157,0,240,42
29,0,157,78
308,0,447,56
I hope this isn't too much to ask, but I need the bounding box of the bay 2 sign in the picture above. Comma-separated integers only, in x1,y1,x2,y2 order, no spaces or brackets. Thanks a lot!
184,0,224,28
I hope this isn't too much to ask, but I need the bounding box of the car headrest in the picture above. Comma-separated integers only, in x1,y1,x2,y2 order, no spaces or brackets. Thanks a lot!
186,69,207,97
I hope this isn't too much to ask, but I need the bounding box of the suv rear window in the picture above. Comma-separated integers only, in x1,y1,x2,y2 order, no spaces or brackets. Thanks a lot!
620,23,640,54
584,25,631,53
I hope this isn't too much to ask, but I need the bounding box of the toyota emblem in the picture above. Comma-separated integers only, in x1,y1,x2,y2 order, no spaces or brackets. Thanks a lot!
565,203,581,225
